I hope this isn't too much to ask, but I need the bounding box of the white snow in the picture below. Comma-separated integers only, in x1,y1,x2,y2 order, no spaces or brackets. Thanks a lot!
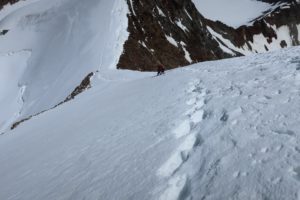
208,24,300,56
245,25,293,53
166,35,178,47
0,50,31,132
185,9,193,20
1,46,300,199
1,0,300,200
180,41,192,63
175,20,188,32
159,175,188,200
190,109,204,124
0,0,42,22
157,6,166,17
0,0,129,131
207,27,238,55
192,0,272,28
173,120,191,139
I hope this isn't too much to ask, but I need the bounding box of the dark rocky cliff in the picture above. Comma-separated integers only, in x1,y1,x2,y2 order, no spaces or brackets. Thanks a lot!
0,0,20,9
118,0,234,71
118,0,300,71
211,2,300,50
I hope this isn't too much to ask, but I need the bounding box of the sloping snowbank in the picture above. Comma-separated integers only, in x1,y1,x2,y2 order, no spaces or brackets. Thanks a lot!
0,50,30,132
1,46,300,200
0,0,129,131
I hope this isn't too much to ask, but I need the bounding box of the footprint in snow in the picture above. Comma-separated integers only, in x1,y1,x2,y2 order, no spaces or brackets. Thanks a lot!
157,134,201,177
272,129,295,137
173,120,191,139
292,166,300,181
260,147,269,154
220,110,229,122
294,73,300,85
233,171,240,179
275,145,283,152
159,175,190,200
264,95,272,100
190,109,204,124
186,97,197,106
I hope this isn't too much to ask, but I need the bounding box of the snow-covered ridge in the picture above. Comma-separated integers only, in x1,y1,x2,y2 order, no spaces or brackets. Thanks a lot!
207,23,300,55
0,0,129,132
0,49,31,133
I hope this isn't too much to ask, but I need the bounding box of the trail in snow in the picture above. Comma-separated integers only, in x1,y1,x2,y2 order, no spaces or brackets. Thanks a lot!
0,46,300,199
157,79,208,200
156,47,300,200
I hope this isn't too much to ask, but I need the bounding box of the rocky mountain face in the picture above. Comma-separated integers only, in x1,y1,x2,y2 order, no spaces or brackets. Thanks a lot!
0,0,20,9
117,0,235,71
119,0,300,71
208,2,300,51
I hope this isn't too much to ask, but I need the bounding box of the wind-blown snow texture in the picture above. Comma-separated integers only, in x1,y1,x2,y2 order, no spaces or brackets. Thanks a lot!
1,46,300,200
1,0,300,199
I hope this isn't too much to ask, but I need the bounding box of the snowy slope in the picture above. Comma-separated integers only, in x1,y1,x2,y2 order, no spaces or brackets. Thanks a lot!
192,0,272,28
1,46,300,200
207,24,300,56
0,0,129,132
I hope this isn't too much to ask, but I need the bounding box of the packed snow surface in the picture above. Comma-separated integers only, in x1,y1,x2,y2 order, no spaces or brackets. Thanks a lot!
1,46,300,200
192,0,272,27
0,0,129,131
1,0,300,199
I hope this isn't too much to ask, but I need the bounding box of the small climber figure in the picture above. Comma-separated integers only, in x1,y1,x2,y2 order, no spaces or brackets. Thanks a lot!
157,63,165,76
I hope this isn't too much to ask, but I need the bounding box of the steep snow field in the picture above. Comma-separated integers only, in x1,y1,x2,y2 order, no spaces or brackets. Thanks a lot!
192,0,272,27
1,46,300,200
0,0,129,132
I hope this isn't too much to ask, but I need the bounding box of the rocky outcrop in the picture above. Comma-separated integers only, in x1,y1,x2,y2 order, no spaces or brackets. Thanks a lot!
118,0,300,71
11,72,94,130
0,0,20,10
118,0,235,71
211,2,300,51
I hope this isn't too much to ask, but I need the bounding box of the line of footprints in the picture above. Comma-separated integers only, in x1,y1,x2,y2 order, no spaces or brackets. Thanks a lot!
157,80,209,200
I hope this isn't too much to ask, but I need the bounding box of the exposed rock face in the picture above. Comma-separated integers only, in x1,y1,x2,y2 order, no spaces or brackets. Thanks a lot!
0,0,20,10
118,0,235,71
118,0,300,71
213,2,300,50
